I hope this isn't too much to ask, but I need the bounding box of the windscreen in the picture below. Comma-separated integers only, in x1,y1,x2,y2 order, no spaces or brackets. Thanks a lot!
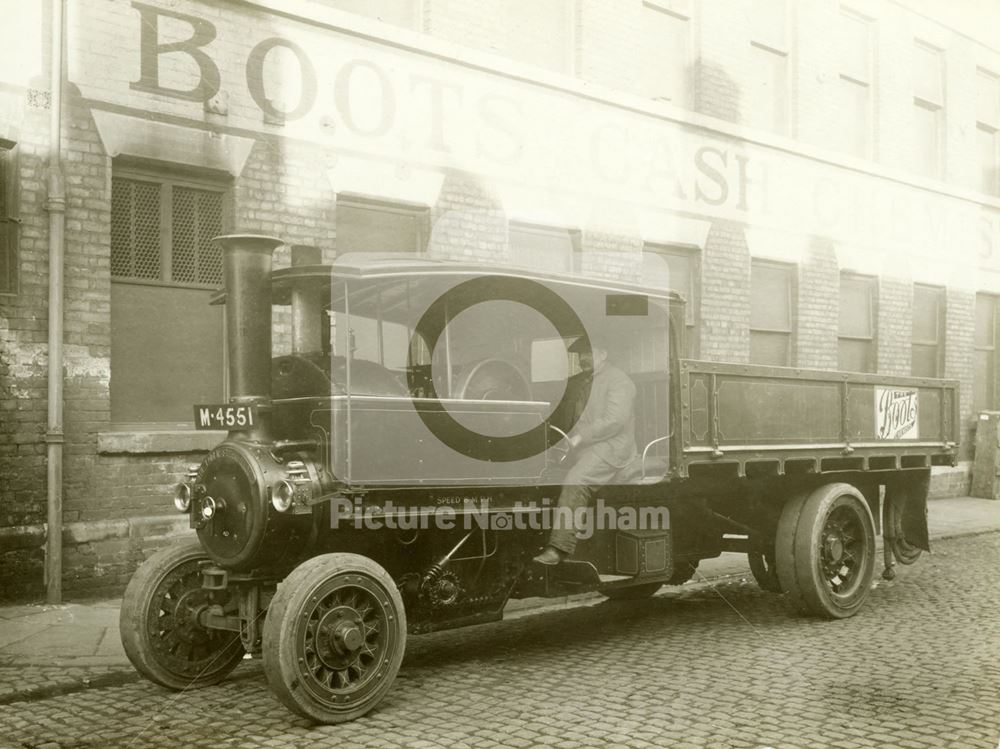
276,268,673,485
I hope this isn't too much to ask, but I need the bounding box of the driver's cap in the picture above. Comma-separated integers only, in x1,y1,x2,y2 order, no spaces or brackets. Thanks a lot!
568,333,608,354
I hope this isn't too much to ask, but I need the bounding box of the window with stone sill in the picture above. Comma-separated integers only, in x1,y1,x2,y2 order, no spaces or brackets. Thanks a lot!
974,293,998,412
911,283,944,378
110,167,230,427
509,221,581,274
642,243,699,358
977,68,1000,196
912,41,945,180
641,2,694,107
335,195,429,255
746,0,790,136
836,10,874,159
750,259,796,367
838,273,876,373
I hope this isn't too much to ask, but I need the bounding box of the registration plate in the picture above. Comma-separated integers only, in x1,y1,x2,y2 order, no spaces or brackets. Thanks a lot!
193,404,258,430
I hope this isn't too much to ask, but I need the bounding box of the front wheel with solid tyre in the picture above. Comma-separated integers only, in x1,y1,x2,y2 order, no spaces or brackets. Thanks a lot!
775,484,876,619
262,553,407,724
120,541,245,690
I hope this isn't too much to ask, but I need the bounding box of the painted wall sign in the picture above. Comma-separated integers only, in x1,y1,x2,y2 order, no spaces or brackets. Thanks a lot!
58,0,1000,269
875,388,919,440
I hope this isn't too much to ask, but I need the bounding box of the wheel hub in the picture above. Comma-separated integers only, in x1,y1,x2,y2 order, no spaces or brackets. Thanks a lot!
316,606,365,668
823,535,845,563
818,504,869,595
171,588,210,641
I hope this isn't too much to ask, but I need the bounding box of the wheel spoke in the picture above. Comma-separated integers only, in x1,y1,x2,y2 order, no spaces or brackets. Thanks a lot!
298,588,390,692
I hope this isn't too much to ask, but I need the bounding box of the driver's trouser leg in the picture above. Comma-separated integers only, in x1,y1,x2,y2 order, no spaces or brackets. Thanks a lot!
547,451,617,556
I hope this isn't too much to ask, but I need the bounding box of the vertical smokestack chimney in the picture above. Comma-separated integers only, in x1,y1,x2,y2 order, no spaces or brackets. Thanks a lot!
214,234,284,405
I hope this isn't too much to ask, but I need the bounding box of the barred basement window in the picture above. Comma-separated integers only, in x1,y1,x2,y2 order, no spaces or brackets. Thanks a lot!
110,169,229,426
0,142,19,295
111,176,224,286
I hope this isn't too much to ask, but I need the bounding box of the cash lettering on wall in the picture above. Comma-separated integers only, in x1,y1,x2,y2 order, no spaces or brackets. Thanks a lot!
875,388,919,440
124,1,755,211
64,0,998,262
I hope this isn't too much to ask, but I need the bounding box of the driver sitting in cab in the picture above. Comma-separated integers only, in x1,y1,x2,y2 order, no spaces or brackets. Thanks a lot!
534,333,637,565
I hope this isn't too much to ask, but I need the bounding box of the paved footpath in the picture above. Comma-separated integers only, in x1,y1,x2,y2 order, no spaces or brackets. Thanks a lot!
0,496,997,748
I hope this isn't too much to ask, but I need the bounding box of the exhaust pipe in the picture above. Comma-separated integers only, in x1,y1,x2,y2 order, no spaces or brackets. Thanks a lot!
290,245,323,354
214,234,284,440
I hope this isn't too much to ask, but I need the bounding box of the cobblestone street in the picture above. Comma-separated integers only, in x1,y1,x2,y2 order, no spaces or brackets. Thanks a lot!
0,532,996,749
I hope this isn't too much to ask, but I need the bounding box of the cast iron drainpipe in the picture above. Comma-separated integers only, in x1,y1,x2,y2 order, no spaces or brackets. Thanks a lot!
45,0,65,604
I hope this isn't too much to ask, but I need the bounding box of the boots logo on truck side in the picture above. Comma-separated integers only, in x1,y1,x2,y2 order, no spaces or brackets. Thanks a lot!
875,388,919,440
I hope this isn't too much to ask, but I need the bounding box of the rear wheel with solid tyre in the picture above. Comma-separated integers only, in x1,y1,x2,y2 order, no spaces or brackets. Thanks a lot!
747,547,782,593
666,561,699,585
775,484,876,619
262,553,406,724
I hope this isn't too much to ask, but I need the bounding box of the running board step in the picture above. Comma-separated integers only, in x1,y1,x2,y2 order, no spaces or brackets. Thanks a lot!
598,574,634,583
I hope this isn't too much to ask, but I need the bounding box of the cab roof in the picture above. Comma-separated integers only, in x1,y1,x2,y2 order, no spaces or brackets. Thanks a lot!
269,253,682,303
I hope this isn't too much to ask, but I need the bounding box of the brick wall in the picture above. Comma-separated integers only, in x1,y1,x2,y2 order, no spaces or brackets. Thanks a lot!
430,172,508,264
930,463,973,500
699,219,750,363
796,238,839,370
235,139,338,249
579,230,641,283
61,90,112,525
426,0,575,76
1,0,996,601
576,0,643,94
694,5,742,125
877,277,913,376
0,89,55,598
873,4,914,172
794,1,839,152
945,288,975,459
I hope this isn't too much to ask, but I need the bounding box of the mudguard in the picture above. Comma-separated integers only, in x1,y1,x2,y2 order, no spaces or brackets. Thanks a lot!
886,472,931,554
